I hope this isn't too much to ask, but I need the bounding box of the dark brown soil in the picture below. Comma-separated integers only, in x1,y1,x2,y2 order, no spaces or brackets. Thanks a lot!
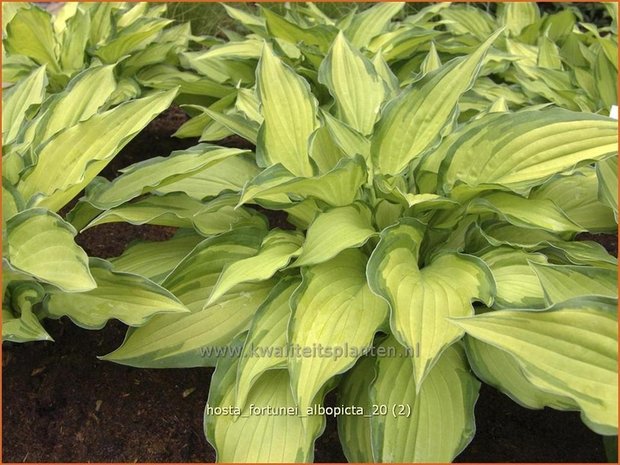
2,107,615,463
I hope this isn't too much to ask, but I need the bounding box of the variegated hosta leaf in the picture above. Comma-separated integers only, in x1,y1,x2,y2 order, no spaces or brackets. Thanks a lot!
45,258,189,329
530,262,618,305
85,144,249,209
366,219,494,386
3,281,51,343
369,338,480,462
321,110,371,159
206,355,324,462
2,65,47,145
597,156,618,219
192,196,267,236
239,154,367,208
256,44,317,177
466,192,583,233
337,356,376,462
344,2,405,49
235,278,299,409
101,227,273,368
371,29,502,176
289,249,388,411
541,240,617,269
530,169,616,232
7,209,95,292
18,88,178,211
84,193,205,230
21,65,117,149
292,203,376,267
463,335,575,410
452,298,618,435
498,2,540,37
207,229,303,305
4,7,60,74
441,109,618,195
478,246,547,309
110,230,204,284
318,31,386,135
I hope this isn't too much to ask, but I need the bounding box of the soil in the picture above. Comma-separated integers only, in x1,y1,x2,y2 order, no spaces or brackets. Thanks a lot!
2,107,614,463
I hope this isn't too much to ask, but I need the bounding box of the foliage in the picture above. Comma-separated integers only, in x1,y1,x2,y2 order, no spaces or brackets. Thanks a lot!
3,2,618,462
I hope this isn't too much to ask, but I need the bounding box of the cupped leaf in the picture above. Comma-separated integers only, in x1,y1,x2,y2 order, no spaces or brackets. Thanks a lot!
441,109,618,195
7,209,95,292
45,258,189,329
18,88,178,211
110,230,204,284
369,338,480,462
479,247,547,309
596,156,618,219
318,31,386,135
239,154,367,208
256,44,317,177
451,298,618,435
530,263,618,305
206,357,324,462
292,203,376,268
85,144,248,209
289,249,388,411
371,29,502,175
463,335,575,410
3,281,51,343
84,193,204,230
235,278,299,409
208,229,303,305
101,227,273,368
367,219,494,386
2,65,47,146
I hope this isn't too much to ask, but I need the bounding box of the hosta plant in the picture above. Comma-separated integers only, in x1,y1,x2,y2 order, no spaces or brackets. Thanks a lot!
1,63,196,342
78,19,619,461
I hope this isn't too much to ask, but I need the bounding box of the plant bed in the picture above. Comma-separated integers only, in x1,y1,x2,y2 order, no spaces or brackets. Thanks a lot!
2,107,614,463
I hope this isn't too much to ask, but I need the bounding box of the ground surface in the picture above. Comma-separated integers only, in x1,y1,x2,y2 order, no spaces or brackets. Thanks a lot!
2,107,614,463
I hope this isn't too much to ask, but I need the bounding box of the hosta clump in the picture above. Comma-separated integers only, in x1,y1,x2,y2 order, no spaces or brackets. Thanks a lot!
84,14,619,461
1,62,194,341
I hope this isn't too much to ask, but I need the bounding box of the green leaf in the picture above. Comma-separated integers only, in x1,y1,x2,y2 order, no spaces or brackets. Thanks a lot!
18,88,178,211
321,110,371,159
7,209,95,292
207,229,303,305
2,66,47,145
463,335,574,410
289,249,388,410
367,219,494,386
345,2,405,49
45,258,189,329
155,154,260,199
5,7,60,73
369,338,480,462
531,263,618,305
498,2,540,36
479,247,547,309
452,298,618,435
59,8,90,74
597,156,618,219
261,7,335,51
85,144,248,209
530,169,616,232
371,29,502,175
256,44,317,177
466,192,584,233
3,281,51,343
110,230,204,284
441,109,618,195
235,278,299,409
84,193,205,230
337,356,376,462
24,65,117,148
102,227,273,368
94,17,172,64
293,203,376,267
206,359,324,462
239,154,366,208
192,196,267,236
318,31,386,135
